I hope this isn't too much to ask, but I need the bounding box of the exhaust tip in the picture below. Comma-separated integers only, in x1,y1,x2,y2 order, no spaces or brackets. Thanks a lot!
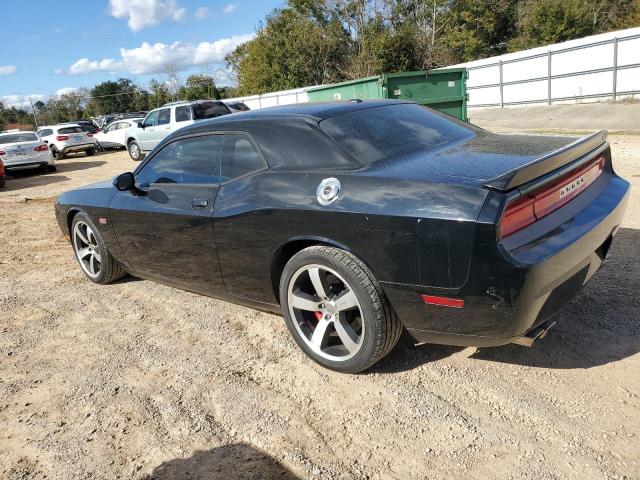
512,320,557,347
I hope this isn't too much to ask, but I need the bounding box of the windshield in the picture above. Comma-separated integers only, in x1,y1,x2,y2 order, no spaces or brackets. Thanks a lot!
319,103,477,166
192,102,231,120
0,133,39,144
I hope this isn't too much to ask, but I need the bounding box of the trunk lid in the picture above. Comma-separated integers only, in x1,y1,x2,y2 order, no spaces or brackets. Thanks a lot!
359,131,605,190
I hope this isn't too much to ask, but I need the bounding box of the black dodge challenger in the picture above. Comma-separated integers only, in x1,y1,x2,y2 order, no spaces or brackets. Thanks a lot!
54,100,629,373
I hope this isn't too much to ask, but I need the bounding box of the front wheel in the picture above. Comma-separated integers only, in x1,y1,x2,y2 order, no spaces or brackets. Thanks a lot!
86,147,96,156
280,246,402,373
71,212,127,284
128,140,144,161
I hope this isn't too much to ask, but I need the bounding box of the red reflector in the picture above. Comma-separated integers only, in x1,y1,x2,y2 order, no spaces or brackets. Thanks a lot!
87,133,93,137
0,150,5,156
56,135,69,141
421,295,464,308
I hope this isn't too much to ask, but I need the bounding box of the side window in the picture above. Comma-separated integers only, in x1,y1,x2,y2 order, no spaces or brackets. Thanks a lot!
144,110,159,127
158,108,171,125
221,134,266,182
175,106,191,122
135,135,223,185
105,122,119,133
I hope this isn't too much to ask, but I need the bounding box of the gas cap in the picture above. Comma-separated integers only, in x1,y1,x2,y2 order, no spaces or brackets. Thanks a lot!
316,178,341,206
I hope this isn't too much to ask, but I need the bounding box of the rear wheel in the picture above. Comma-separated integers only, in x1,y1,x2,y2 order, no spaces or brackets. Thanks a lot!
128,140,144,161
71,212,127,284
280,246,402,373
0,176,5,188
86,147,96,156
52,147,65,160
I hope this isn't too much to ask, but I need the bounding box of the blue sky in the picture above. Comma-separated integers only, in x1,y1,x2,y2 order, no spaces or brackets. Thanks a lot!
0,0,283,108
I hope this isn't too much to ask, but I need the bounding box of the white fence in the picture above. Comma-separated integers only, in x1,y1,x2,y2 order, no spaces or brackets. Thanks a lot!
450,27,640,108
225,27,640,110
226,87,310,110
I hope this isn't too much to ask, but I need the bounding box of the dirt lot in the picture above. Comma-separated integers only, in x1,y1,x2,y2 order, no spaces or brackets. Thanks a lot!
1,137,639,480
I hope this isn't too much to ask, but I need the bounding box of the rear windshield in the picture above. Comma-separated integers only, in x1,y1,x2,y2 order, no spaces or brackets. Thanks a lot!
192,102,231,120
0,133,39,144
58,126,85,134
319,103,477,166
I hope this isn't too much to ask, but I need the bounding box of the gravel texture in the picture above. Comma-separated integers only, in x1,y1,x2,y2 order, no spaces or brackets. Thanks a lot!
0,139,639,480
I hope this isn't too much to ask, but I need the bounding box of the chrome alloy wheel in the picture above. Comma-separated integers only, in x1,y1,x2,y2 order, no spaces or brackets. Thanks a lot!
129,142,140,160
287,264,364,361
73,221,102,279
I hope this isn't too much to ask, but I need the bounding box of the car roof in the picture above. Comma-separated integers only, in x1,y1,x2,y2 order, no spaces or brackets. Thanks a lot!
195,99,411,124
0,130,36,135
40,124,82,129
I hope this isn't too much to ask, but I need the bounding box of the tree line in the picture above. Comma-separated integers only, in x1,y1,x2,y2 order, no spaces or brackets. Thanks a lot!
0,74,237,129
225,0,640,95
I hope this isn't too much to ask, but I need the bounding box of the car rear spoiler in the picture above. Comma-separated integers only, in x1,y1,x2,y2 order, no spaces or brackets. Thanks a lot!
484,130,609,191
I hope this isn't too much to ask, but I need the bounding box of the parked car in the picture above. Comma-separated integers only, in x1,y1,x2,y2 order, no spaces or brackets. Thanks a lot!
94,118,143,150
37,124,96,159
125,100,231,161
225,101,251,113
55,100,629,373
0,130,55,173
61,120,100,135
0,157,5,188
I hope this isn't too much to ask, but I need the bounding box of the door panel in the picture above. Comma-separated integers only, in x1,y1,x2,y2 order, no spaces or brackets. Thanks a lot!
109,132,225,295
110,184,224,294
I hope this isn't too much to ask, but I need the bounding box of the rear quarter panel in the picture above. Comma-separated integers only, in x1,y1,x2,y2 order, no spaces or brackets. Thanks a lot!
213,171,488,304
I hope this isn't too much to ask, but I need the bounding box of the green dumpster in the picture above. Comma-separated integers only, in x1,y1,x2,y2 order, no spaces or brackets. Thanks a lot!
307,68,468,121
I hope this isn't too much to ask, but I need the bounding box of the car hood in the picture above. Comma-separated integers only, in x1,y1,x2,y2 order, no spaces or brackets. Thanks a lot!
357,131,575,187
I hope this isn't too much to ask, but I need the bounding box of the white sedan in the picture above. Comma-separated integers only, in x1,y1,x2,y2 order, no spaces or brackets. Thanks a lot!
0,131,55,172
94,118,143,150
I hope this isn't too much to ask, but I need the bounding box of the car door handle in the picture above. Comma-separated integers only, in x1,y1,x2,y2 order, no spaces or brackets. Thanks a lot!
191,198,208,208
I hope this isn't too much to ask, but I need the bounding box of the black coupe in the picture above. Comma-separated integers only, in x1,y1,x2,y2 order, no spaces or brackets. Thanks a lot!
55,100,629,373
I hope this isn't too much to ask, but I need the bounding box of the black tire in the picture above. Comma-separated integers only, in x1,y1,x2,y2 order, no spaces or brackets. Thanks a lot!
70,212,127,285
46,164,57,173
53,147,65,160
0,176,5,188
86,147,96,156
128,140,144,161
279,246,402,373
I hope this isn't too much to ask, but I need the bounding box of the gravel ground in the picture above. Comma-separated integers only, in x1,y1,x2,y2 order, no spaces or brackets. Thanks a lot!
1,139,639,480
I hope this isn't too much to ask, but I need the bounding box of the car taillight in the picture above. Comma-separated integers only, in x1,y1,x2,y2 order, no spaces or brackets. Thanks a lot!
56,135,69,141
33,144,49,152
0,150,5,156
500,196,536,238
86,133,93,137
500,155,605,238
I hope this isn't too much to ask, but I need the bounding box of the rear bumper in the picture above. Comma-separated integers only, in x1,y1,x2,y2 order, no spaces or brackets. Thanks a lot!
62,143,94,153
383,173,630,347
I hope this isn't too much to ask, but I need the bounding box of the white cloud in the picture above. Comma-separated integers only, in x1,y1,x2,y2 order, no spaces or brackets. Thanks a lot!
53,68,64,75
1,94,46,109
55,87,78,97
68,34,254,76
69,57,123,75
222,3,237,14
0,65,17,76
109,0,186,32
195,6,209,19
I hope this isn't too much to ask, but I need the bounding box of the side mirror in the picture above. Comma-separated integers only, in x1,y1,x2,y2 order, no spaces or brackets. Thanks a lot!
43,140,48,143
137,122,145,129
114,172,135,191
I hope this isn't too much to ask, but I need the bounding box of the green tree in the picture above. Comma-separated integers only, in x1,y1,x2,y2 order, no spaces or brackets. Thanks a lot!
177,74,220,100
508,0,595,51
226,7,351,95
